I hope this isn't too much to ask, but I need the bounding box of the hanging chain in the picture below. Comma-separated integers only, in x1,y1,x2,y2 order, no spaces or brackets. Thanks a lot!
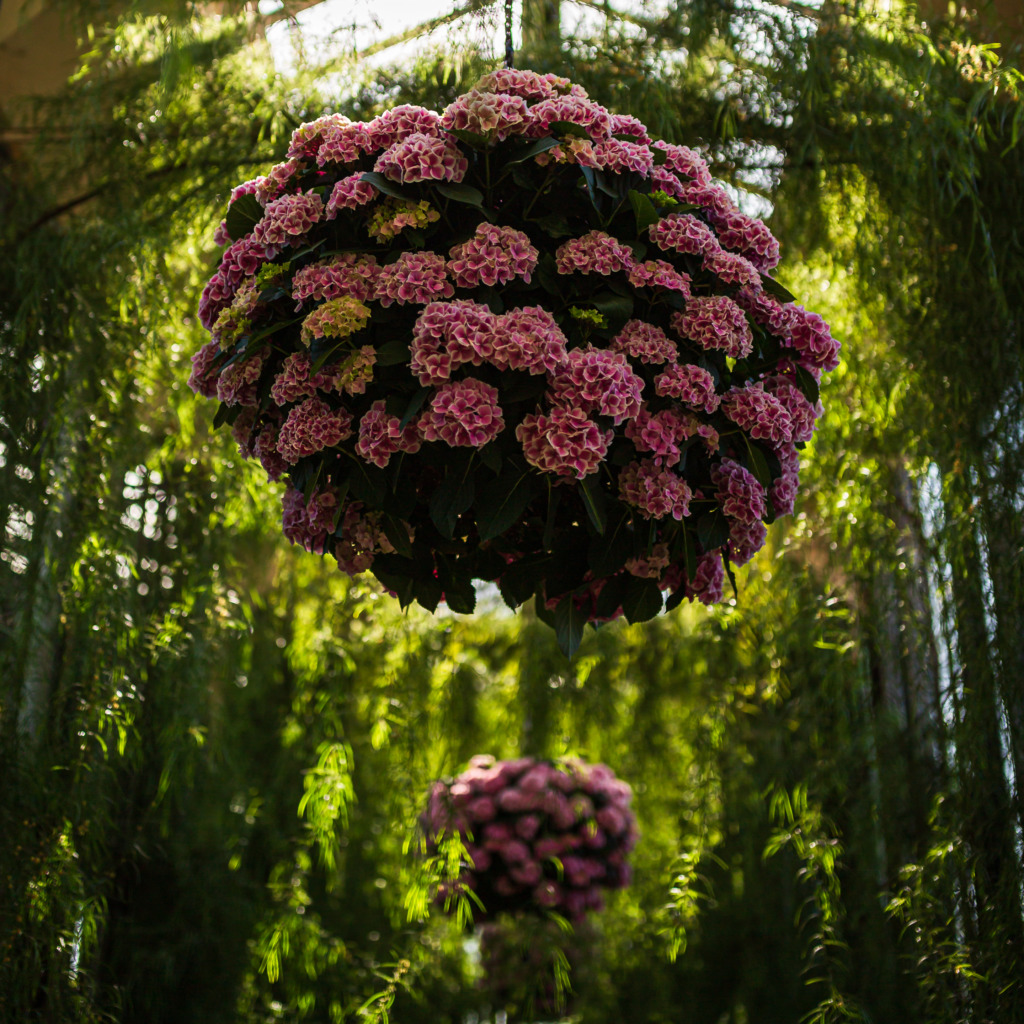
504,0,515,69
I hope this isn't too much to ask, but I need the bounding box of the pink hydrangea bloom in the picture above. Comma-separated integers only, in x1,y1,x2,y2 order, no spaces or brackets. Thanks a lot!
527,95,613,138
735,286,799,335
787,306,840,372
548,346,644,425
254,159,304,206
229,177,262,204
368,105,442,148
291,254,381,306
287,112,352,161
678,179,736,216
476,68,582,101
769,442,801,517
315,120,377,166
619,459,692,519
591,139,654,175
721,384,794,445
703,248,763,288
628,260,692,298
764,375,822,443
254,424,289,481
649,213,717,256
409,300,496,385
651,140,712,182
684,551,725,605
516,407,612,478
710,208,781,272
609,320,678,364
216,353,264,407
335,502,399,575
447,223,538,288
252,192,324,252
608,113,651,143
490,306,568,374
672,296,754,359
420,378,505,448
374,132,468,184
282,484,340,553
653,363,720,412
375,251,454,307
624,405,694,466
440,90,530,139
711,458,767,524
276,397,353,464
326,346,376,396
187,341,222,397
555,230,635,275
625,542,671,579
271,351,333,406
649,166,689,200
355,399,423,468
230,407,257,457
729,518,768,565
212,219,232,246
300,296,371,344
325,174,378,218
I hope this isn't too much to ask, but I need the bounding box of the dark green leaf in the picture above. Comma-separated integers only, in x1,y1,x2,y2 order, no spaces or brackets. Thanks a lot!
744,436,774,491
380,515,413,558
478,443,502,474
506,136,562,164
429,462,476,539
554,595,586,659
622,577,664,625
443,127,488,149
212,401,234,429
224,193,263,240
723,553,738,598
376,339,411,366
794,364,821,404
398,387,431,430
628,189,660,234
530,213,574,238
371,564,416,608
435,182,485,207
348,460,389,508
498,553,551,608
549,120,590,139
360,171,417,201
476,469,536,542
594,572,630,619
577,474,607,534
543,484,563,552
651,147,668,166
697,509,730,552
435,554,476,614
588,509,633,576
591,292,634,321
760,274,797,304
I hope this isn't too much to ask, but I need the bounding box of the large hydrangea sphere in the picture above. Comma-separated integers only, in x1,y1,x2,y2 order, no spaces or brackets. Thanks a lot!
422,755,637,922
189,69,838,653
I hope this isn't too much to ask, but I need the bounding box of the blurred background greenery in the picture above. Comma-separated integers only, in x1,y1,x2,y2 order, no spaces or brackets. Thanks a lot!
1,1,1022,1021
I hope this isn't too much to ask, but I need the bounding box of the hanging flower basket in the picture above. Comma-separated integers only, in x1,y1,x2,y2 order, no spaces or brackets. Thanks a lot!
189,68,838,655
422,755,637,922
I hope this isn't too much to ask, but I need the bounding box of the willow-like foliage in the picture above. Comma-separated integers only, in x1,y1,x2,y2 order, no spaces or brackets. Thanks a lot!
1,1,1022,1022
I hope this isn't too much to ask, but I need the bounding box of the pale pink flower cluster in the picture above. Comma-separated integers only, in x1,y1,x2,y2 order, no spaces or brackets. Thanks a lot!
703,248,762,288
300,296,371,343
625,542,671,579
649,167,689,200
335,502,399,575
677,180,736,216
651,141,712,182
555,230,634,275
287,112,351,161
729,519,768,565
276,397,353,464
282,484,339,554
735,286,798,335
591,139,654,175
548,346,643,425
711,458,767,525
516,407,612,479
375,133,467,184
410,300,495,385
787,306,841,372
440,90,530,139
711,209,781,272
608,113,651,143
624,406,693,466
375,251,454,307
683,551,725,605
610,320,678,364
653,363,721,413
229,177,262,204
271,352,329,405
355,400,423,468
291,254,381,306
424,755,636,921
721,384,794,445
315,121,377,166
448,223,539,288
672,296,754,359
254,423,289,482
765,375,822,443
369,104,442,148
216,352,264,407
649,213,717,256
254,159,304,206
628,260,691,298
527,95,613,139
325,174,378,218
252,192,324,252
491,307,569,374
475,69,584,101
187,341,222,398
619,459,692,520
420,378,505,448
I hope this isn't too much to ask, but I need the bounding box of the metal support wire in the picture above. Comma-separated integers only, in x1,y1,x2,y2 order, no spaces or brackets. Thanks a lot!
504,0,515,68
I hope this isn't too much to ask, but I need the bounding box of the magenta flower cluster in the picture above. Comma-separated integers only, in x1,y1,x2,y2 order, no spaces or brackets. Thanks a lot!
188,68,838,647
423,755,637,922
